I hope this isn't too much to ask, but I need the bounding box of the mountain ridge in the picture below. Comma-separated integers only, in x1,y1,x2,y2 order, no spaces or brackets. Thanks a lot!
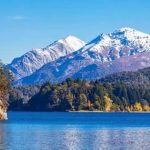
9,27,150,85
8,35,86,80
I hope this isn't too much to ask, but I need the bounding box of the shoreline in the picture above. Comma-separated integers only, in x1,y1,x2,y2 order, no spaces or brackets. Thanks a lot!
7,110,150,113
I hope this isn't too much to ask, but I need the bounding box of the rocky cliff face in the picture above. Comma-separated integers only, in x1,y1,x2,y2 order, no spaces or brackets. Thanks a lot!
0,99,8,120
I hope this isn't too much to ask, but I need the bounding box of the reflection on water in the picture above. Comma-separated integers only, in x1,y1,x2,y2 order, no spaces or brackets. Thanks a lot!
0,112,150,150
92,129,150,150
1,125,150,150
0,123,5,150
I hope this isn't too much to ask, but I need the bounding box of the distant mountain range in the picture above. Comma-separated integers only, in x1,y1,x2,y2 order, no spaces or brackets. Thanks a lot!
8,27,150,85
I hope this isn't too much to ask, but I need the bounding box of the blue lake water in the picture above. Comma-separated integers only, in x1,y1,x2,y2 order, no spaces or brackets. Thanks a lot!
1,112,150,150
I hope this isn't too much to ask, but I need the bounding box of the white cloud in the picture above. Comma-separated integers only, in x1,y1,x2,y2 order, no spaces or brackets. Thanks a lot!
12,16,25,20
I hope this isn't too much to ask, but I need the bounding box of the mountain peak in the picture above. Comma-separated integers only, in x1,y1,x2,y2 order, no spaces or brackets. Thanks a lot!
119,27,135,32
58,35,86,51
8,35,85,80
110,27,150,40
64,35,79,41
61,35,85,43
112,27,137,36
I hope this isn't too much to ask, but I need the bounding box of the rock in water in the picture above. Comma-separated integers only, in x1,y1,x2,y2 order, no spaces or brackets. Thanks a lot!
0,99,8,120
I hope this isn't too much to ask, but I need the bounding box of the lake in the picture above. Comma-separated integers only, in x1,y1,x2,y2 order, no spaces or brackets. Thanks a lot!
0,112,150,150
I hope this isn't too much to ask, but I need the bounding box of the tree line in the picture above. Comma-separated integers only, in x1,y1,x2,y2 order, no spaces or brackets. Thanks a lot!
9,67,150,112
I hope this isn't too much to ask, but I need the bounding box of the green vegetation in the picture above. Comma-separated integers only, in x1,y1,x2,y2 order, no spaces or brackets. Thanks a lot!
9,85,40,110
9,71,150,112
8,67,150,112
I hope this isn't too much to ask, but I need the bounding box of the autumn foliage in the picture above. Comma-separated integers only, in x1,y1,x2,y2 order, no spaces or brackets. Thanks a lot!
0,62,12,107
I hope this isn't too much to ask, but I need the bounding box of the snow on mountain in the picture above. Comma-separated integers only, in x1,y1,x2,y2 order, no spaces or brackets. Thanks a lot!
7,35,86,80
78,27,150,62
14,27,150,85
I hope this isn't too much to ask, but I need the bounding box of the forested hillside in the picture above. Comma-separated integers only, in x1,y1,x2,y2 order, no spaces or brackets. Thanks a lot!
9,85,40,110
100,67,150,89
8,66,150,112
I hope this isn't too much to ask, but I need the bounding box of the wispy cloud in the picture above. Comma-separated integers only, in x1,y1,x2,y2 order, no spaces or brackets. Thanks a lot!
12,15,25,20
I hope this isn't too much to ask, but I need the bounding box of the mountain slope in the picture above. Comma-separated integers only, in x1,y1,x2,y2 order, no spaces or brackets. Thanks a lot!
99,67,150,86
7,36,86,80
15,28,150,85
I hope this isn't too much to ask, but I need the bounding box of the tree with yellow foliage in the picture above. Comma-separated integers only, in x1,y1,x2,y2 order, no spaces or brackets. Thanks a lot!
79,93,88,110
141,100,150,111
127,106,131,112
142,105,150,111
104,94,112,112
133,102,143,112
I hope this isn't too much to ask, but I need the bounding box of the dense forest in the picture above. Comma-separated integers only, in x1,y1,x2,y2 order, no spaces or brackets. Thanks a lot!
8,67,150,112
9,85,40,110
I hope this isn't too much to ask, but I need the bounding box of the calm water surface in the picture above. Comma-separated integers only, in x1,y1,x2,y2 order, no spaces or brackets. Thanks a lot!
0,112,150,150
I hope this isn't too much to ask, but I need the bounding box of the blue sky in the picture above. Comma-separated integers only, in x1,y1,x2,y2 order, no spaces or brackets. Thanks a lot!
1,0,150,63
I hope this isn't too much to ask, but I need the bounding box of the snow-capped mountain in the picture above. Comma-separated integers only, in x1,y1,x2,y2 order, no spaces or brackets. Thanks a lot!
14,28,150,85
76,27,150,62
7,35,86,80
